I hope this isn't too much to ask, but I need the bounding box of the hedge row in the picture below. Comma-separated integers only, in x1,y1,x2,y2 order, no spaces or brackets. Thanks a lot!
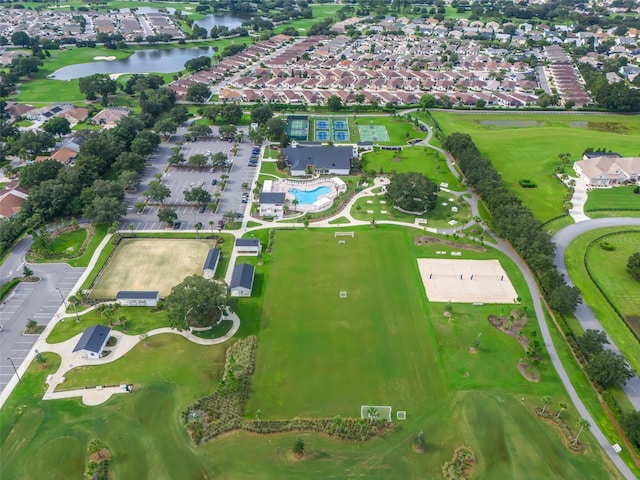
443,132,581,315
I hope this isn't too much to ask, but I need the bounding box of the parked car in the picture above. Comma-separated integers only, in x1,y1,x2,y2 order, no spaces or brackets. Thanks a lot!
173,221,181,229
198,205,206,213
211,178,218,185
209,167,215,173
217,219,225,229
197,179,204,186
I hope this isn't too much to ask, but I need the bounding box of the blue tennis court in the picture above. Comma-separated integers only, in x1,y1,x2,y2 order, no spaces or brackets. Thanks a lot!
335,131,349,141
316,131,329,141
316,120,329,129
334,121,347,130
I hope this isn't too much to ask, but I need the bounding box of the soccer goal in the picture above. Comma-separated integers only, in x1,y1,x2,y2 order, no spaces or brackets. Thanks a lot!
335,232,355,238
361,405,392,422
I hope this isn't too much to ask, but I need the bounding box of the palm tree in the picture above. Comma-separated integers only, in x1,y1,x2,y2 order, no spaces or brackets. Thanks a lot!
292,199,299,212
367,406,378,424
255,409,262,426
572,418,590,445
87,439,104,455
69,293,83,322
194,222,201,238
333,415,343,433
556,402,568,419
128,224,135,236
209,220,215,234
541,396,552,414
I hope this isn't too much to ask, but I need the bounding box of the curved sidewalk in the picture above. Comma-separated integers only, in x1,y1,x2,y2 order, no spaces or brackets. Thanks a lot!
40,313,240,406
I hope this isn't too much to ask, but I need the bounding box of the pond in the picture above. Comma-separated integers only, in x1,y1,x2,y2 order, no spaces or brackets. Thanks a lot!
193,13,245,32
49,46,216,81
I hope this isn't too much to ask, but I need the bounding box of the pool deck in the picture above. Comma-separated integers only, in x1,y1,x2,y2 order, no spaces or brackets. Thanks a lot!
271,178,339,213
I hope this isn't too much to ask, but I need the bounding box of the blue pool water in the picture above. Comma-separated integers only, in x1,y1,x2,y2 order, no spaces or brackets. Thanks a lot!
289,186,332,204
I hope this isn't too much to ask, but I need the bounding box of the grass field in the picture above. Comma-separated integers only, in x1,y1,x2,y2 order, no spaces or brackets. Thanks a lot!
431,112,640,223
0,227,624,478
585,186,640,213
350,116,425,145
565,227,640,375
89,238,213,298
351,191,472,228
361,146,465,191
586,232,640,335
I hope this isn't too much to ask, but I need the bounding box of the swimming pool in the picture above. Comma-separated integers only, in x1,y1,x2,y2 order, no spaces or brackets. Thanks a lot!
288,186,332,205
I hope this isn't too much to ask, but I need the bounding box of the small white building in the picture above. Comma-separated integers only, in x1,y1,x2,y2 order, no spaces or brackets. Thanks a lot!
230,263,255,297
259,191,287,219
115,291,160,307
72,325,111,359
234,238,262,255
202,248,221,279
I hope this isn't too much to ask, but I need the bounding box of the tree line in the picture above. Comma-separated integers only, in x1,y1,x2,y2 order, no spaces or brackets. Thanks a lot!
442,132,581,315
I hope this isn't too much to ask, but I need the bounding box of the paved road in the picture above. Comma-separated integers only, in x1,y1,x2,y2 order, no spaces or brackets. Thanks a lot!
0,262,83,394
0,237,33,284
553,217,640,410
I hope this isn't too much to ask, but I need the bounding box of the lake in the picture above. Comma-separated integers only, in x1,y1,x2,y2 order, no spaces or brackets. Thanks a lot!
193,14,245,32
50,47,216,81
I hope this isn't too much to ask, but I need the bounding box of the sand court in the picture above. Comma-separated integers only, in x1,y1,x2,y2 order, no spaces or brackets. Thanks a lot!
417,258,518,303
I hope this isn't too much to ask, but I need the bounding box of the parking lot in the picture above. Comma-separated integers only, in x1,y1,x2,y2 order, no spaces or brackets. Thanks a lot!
119,125,260,231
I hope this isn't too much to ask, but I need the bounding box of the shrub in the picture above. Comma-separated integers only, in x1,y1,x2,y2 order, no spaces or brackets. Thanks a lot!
633,186,639,194
599,241,615,251
518,179,537,188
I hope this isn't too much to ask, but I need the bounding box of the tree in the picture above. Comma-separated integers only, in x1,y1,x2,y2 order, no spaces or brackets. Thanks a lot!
134,201,146,213
184,55,211,73
118,170,141,191
255,409,262,426
577,329,608,359
78,74,117,105
367,406,378,424
220,104,243,125
22,265,33,278
622,411,640,448
183,187,212,206
11,31,30,47
556,402,568,419
84,196,126,226
188,154,208,168
386,172,439,213
250,104,273,125
188,124,212,140
164,275,229,328
572,419,590,446
627,252,640,282
186,83,211,103
541,396,552,414
42,117,71,138
18,159,63,189
144,180,171,203
327,95,343,111
420,94,437,109
547,284,581,315
264,117,285,140
292,438,305,457
585,350,634,389
223,211,239,224
211,152,228,169
157,207,177,226
154,118,177,137
218,124,237,141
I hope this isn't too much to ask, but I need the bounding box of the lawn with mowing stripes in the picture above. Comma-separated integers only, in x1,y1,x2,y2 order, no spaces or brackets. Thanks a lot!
431,112,640,223
585,186,640,214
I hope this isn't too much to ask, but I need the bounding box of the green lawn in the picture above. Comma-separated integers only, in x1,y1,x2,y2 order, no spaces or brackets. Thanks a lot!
259,161,287,178
0,228,625,478
586,232,640,335
28,225,107,267
351,191,471,229
585,186,640,213
351,115,426,145
432,112,640,223
274,4,342,33
48,306,170,344
565,227,640,375
361,146,465,191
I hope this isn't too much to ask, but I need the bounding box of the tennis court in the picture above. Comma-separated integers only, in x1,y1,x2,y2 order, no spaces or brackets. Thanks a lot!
335,131,349,141
286,115,309,141
334,120,348,130
358,124,390,142
314,117,350,142
316,131,329,141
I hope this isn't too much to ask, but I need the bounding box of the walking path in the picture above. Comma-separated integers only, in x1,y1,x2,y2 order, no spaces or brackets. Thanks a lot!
39,313,240,406
565,175,591,222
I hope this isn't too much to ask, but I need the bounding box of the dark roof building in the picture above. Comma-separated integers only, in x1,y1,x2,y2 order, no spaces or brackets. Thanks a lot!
230,263,255,296
281,145,352,174
73,325,111,358
259,192,286,204
235,238,261,248
116,291,159,300
203,248,221,271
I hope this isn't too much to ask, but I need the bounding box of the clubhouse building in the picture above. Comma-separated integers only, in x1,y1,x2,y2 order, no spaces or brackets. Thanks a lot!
280,144,354,177
573,154,640,187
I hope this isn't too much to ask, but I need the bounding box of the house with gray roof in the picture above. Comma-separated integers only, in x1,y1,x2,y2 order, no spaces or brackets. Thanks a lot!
116,290,160,307
73,325,111,359
235,238,262,255
230,263,255,297
281,144,354,176
203,248,221,279
259,191,287,218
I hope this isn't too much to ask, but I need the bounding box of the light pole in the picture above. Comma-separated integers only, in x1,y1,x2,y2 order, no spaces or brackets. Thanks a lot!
6,357,21,382
56,288,67,308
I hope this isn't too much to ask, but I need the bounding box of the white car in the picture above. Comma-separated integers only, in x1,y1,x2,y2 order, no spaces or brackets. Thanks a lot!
197,179,204,186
